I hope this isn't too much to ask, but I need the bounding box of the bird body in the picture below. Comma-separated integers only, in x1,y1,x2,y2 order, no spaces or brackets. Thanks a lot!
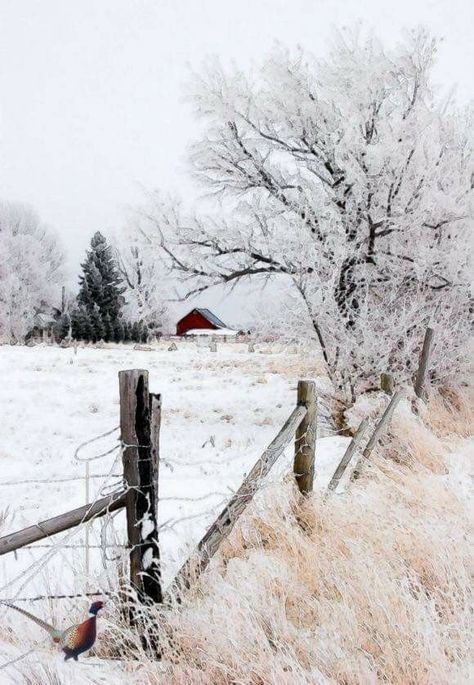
2,600,103,661
62,614,98,661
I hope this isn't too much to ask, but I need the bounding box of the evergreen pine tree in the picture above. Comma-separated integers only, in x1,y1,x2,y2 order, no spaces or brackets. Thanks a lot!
90,306,105,342
131,321,140,342
54,313,71,341
113,318,124,343
103,312,113,342
77,232,125,320
77,307,93,342
141,323,149,343
123,321,131,342
71,308,81,340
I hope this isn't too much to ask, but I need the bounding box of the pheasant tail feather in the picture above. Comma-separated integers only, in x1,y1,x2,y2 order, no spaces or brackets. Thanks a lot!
1,602,62,641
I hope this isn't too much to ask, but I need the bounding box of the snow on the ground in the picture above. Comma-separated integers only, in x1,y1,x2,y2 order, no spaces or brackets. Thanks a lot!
0,341,334,601
0,340,344,680
0,342,471,682
183,327,238,336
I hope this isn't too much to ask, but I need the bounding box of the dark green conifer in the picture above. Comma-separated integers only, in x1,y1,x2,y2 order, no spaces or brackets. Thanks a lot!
103,312,113,342
54,313,71,341
141,324,149,343
131,321,140,342
113,318,124,343
77,232,125,320
90,307,105,342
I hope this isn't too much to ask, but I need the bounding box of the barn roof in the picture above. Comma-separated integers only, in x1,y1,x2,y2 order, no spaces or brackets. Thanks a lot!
193,308,227,329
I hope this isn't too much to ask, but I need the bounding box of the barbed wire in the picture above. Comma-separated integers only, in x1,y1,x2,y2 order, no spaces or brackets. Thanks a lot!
0,433,126,605
0,473,123,487
0,413,318,616
73,425,120,462
11,544,127,550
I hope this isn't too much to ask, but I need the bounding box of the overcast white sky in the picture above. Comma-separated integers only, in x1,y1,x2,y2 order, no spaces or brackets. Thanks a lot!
0,0,472,319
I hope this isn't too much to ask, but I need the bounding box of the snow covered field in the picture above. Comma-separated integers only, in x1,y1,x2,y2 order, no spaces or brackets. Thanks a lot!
0,342,472,684
0,341,337,598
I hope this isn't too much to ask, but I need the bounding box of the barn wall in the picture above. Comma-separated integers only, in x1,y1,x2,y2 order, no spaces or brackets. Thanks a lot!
176,311,218,336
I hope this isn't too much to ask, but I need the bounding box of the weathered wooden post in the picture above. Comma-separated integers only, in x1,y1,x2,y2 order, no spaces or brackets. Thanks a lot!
327,418,369,492
414,327,434,400
146,392,162,603
293,380,317,495
119,370,162,607
351,391,402,480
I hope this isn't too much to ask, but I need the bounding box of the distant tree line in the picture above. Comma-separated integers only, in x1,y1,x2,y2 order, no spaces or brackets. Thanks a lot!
0,202,65,343
0,197,172,345
54,231,150,344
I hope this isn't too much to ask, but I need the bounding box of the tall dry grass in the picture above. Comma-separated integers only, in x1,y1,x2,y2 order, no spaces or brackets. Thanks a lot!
11,388,474,684
424,385,474,439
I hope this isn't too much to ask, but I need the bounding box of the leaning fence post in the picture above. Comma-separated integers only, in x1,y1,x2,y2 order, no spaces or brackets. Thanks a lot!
414,327,434,400
351,391,402,480
327,418,370,492
118,370,161,608
293,380,317,495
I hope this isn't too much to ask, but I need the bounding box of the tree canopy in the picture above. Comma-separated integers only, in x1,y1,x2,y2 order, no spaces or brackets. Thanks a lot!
77,231,125,320
140,29,472,399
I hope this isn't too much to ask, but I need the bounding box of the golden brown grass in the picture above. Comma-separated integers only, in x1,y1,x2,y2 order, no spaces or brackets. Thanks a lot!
86,393,473,684
387,401,450,474
424,385,474,439
10,388,474,684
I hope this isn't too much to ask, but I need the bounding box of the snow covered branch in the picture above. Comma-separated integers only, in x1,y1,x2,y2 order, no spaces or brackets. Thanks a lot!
0,202,64,342
137,29,473,398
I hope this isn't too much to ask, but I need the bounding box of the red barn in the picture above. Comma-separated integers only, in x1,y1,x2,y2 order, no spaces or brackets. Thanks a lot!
176,308,229,336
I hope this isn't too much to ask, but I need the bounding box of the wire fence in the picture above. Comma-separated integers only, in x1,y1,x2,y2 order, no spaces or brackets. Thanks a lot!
0,384,347,674
0,423,269,599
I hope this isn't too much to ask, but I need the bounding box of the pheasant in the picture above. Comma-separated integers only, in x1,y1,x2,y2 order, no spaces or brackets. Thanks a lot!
2,600,103,661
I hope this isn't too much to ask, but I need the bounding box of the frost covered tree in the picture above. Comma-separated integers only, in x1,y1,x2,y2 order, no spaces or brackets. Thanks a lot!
114,224,171,336
145,29,472,399
77,231,125,320
0,202,64,342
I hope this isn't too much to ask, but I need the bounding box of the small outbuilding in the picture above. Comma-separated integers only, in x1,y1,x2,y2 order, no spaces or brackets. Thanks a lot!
176,308,237,336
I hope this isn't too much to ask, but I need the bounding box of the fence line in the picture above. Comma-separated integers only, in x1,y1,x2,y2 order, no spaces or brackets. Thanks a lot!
166,381,316,600
0,348,419,652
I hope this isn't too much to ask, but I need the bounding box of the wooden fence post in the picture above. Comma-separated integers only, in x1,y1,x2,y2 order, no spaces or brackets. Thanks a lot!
146,392,162,603
327,418,369,492
351,391,402,480
294,380,317,495
414,327,434,400
119,370,161,606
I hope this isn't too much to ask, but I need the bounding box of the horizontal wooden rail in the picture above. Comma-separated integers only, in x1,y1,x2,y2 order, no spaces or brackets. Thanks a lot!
0,492,126,556
166,403,307,601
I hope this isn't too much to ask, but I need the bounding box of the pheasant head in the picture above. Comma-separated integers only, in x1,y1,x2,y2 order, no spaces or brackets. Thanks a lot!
88,601,103,616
